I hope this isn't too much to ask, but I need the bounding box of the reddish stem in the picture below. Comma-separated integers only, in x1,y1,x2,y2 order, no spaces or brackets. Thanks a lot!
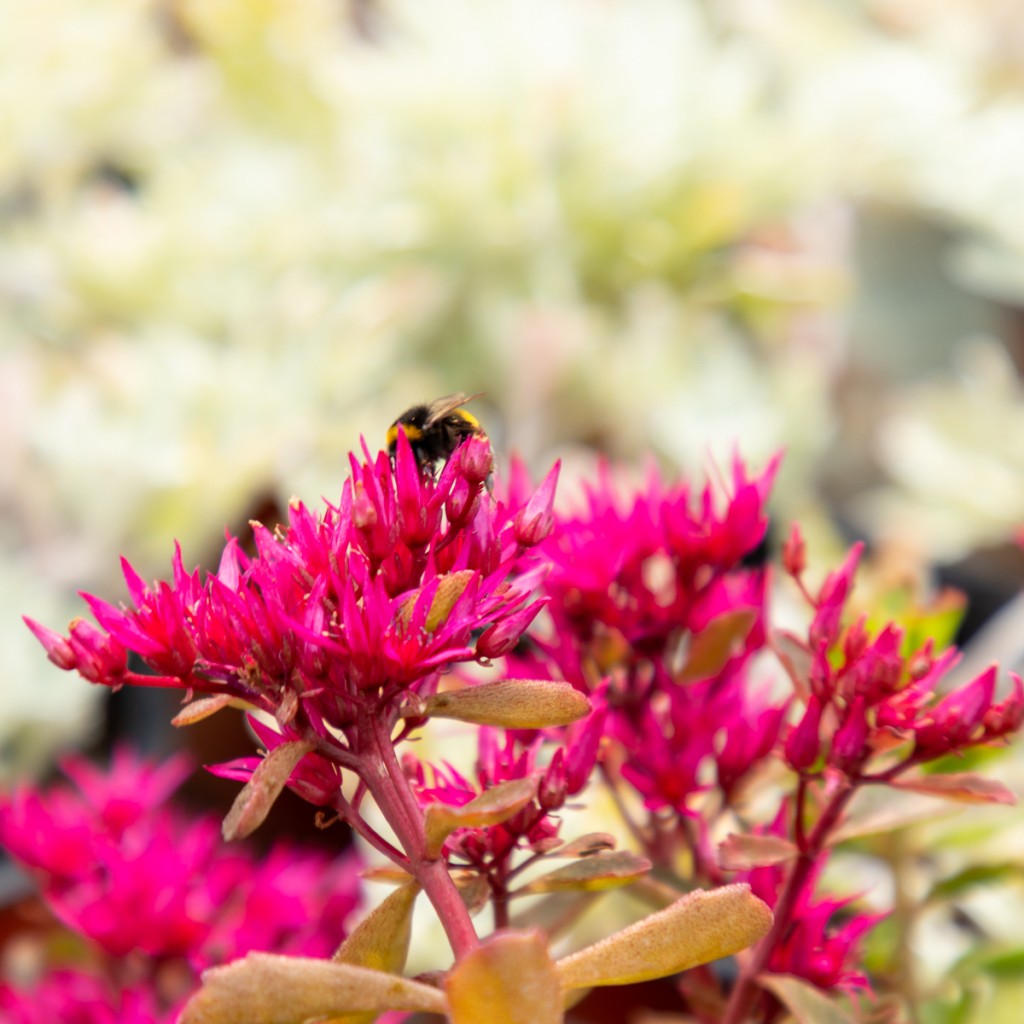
721,781,855,1024
357,710,480,959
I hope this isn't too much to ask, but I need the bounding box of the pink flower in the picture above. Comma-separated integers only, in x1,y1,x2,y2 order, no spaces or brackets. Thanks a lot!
0,749,361,981
0,971,165,1024
539,456,777,661
27,437,557,786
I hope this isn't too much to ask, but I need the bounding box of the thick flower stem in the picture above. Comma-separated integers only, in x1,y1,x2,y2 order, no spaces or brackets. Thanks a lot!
358,711,480,960
721,781,855,1024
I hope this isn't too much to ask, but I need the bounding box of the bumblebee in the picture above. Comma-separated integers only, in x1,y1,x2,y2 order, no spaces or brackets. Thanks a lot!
386,392,486,472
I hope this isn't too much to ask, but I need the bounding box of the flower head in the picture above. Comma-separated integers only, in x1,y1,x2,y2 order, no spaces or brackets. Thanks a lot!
28,439,556,777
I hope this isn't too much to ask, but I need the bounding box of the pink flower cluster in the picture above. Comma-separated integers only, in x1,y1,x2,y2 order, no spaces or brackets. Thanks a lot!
511,456,786,820
0,748,361,1021
781,538,1024,779
26,435,558,773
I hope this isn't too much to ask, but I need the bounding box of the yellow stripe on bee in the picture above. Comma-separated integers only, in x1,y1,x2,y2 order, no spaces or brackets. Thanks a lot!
387,423,423,448
454,409,480,429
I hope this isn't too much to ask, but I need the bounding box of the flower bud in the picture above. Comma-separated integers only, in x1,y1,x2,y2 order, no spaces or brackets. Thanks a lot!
457,435,494,485
782,523,807,578
784,696,823,772
514,462,560,547
67,618,128,685
23,617,77,671
831,698,869,774
445,474,479,529
476,599,548,659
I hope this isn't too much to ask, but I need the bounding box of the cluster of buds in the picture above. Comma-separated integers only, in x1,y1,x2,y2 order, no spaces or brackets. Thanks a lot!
781,537,1024,784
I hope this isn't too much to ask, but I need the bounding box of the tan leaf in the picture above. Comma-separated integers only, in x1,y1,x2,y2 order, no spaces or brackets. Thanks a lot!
221,739,316,841
424,775,539,859
333,884,419,974
888,772,1017,806
718,833,798,871
556,884,773,990
416,680,591,729
445,930,562,1024
759,973,858,1024
178,953,446,1023
676,609,757,684
327,886,420,1024
456,874,492,916
397,571,476,633
551,833,617,858
359,865,414,885
516,851,651,895
172,693,243,726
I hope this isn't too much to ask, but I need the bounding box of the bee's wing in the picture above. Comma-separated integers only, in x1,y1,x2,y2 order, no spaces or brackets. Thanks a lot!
424,392,483,428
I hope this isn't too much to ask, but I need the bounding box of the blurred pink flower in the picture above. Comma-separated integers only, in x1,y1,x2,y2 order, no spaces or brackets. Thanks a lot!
0,748,362,1014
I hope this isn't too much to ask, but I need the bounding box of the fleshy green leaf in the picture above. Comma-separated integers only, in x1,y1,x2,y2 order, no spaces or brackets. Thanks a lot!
516,851,651,895
413,680,591,729
555,883,773,990
445,930,562,1024
221,739,316,841
676,608,757,684
178,953,446,1023
423,775,539,859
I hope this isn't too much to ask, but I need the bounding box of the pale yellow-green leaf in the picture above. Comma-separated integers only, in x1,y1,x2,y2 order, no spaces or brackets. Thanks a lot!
516,850,651,895
759,973,858,1024
417,680,591,728
221,739,316,841
556,884,773,990
445,930,562,1024
424,775,539,859
178,953,446,1024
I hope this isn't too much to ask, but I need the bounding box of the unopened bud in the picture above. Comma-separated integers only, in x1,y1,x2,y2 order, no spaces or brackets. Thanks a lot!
782,523,807,577
476,599,547,659
514,462,560,547
458,435,494,485
23,616,77,671
67,618,127,684
784,696,823,772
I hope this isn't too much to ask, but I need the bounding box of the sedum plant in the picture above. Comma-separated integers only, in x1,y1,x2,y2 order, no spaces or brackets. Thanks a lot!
13,424,1024,1022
